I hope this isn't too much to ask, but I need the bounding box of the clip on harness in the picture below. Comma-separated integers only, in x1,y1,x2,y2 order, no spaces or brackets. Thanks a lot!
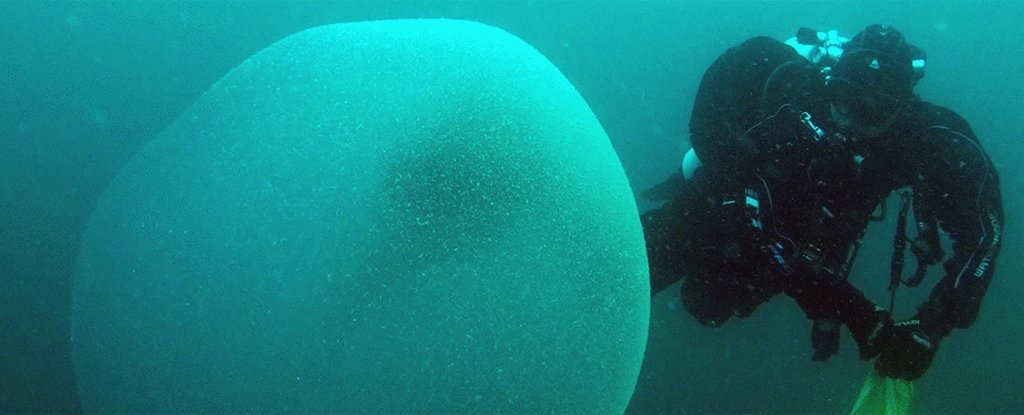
888,190,929,311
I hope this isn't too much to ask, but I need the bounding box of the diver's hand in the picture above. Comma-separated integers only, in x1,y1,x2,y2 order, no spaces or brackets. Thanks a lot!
875,319,939,381
811,318,840,361
847,308,893,360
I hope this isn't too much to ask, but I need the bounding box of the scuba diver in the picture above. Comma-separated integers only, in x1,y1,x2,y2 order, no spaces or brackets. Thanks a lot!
641,24,1004,381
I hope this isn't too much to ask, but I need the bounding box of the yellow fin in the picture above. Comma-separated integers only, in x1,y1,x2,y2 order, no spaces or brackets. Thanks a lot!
850,370,914,415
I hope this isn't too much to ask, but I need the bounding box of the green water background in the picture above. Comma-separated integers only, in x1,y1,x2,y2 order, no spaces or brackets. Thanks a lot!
2,1,1021,413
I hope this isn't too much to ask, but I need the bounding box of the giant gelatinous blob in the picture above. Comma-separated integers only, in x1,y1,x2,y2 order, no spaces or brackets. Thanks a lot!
72,19,649,413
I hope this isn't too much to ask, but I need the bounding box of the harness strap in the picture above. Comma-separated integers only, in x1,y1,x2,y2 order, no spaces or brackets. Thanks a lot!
889,190,932,311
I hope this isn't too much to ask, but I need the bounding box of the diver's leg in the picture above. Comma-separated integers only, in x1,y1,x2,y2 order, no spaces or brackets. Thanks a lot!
679,233,781,326
680,266,780,327
679,271,736,327
641,201,689,295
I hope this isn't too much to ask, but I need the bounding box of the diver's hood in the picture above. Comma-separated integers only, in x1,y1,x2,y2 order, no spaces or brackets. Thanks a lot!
831,48,915,100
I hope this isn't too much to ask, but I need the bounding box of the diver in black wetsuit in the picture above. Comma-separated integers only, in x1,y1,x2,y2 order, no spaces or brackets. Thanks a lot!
642,24,1004,381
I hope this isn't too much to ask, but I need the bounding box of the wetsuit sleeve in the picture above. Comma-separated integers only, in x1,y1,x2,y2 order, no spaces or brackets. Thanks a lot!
912,112,1003,339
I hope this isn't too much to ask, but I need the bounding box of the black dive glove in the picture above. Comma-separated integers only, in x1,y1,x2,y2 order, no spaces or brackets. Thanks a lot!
811,318,841,361
875,319,940,381
846,307,892,360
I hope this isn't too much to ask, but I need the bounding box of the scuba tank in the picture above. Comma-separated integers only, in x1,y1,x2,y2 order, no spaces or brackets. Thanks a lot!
785,28,849,67
784,27,926,79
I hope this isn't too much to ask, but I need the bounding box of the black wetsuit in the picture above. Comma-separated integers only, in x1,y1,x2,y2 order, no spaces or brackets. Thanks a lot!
643,37,1004,344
